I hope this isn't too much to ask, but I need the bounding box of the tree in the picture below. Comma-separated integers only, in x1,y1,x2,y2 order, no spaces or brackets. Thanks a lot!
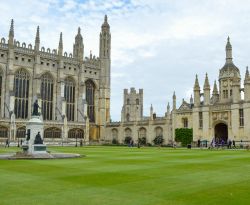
175,128,193,147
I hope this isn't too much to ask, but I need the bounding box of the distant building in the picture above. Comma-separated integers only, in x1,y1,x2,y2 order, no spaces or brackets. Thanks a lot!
106,37,250,145
0,16,111,143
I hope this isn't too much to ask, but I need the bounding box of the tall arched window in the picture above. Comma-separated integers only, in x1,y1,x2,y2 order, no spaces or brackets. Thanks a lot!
0,126,8,138
86,80,95,122
68,128,84,139
0,70,3,116
64,77,75,121
14,69,30,118
41,73,53,120
16,127,26,138
44,127,61,138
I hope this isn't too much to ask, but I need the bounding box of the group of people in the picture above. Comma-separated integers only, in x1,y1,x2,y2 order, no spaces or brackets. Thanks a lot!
208,138,242,149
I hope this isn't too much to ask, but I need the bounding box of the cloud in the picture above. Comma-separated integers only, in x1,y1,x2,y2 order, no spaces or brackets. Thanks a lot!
1,0,250,121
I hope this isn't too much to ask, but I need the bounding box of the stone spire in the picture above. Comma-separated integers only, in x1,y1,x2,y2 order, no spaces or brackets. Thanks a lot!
167,102,170,115
212,80,218,95
190,95,193,104
194,75,201,106
73,27,84,61
194,74,200,90
150,104,153,120
9,19,14,38
102,14,110,31
226,36,233,64
8,19,14,46
58,32,63,56
245,66,249,80
203,73,210,89
173,91,176,110
35,26,40,51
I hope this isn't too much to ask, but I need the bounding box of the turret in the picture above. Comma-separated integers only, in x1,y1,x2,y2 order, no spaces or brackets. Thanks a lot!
73,27,84,61
99,15,111,59
34,26,40,52
203,73,210,105
173,91,176,110
232,76,241,103
244,66,250,101
193,75,200,107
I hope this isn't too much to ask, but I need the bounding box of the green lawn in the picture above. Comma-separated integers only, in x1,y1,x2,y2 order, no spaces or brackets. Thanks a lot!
0,146,249,205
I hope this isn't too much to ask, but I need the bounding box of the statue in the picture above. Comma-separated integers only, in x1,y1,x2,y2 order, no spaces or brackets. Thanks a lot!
32,100,40,116
34,132,43,144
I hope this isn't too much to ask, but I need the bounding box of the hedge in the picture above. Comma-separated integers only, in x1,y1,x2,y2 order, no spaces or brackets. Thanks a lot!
175,128,193,147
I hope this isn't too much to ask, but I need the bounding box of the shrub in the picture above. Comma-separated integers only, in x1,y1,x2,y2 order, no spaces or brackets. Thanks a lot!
153,135,164,145
112,138,118,145
139,137,146,145
124,136,132,145
175,128,193,147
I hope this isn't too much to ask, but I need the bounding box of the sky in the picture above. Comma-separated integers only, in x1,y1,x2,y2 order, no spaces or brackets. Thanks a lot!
1,0,250,121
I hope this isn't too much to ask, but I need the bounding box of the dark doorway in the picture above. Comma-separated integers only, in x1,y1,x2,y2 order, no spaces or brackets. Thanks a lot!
214,123,228,143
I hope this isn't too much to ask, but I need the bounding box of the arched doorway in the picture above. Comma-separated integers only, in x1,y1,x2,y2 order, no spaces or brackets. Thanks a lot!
214,123,228,143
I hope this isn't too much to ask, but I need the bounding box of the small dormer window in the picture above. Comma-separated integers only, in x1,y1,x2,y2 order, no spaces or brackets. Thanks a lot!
183,118,188,128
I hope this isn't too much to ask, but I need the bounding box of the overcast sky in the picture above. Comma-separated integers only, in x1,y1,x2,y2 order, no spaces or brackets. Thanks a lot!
1,0,250,121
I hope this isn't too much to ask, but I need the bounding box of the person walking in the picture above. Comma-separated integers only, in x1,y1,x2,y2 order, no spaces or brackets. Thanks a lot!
232,140,236,148
5,139,9,148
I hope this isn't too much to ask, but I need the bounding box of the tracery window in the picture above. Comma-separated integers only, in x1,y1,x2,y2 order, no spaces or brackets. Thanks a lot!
183,118,188,128
0,126,8,138
86,80,95,122
239,109,244,127
44,127,61,138
41,73,53,120
14,69,30,118
68,128,84,139
199,112,203,128
16,127,26,138
64,77,75,121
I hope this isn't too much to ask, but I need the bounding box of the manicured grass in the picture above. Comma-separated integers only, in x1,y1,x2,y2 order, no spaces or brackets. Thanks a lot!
0,146,249,205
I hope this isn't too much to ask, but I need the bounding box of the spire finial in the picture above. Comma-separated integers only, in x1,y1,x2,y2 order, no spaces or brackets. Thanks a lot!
245,66,249,79
194,74,200,90
35,26,40,44
104,14,108,23
9,19,14,37
204,73,210,89
58,32,63,56
226,36,232,63
78,27,81,34
213,80,218,95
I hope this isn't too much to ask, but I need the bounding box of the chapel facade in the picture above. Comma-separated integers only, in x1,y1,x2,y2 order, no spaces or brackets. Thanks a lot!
0,16,111,143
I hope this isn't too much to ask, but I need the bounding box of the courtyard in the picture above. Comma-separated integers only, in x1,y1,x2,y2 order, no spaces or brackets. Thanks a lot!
0,146,249,205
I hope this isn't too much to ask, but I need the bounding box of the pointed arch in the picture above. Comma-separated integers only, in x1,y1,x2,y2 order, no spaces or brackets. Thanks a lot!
44,127,61,138
40,72,54,120
16,126,26,138
85,79,95,122
0,126,8,138
14,68,30,119
65,77,75,121
68,128,84,139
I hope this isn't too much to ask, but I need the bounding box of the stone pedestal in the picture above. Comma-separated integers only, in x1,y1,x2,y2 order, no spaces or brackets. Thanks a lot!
26,115,45,154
